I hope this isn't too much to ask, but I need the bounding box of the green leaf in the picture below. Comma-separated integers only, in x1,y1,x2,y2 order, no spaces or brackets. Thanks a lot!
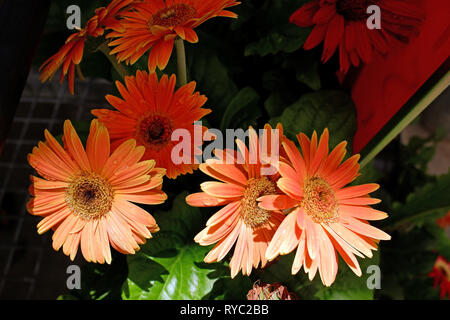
220,87,261,131
270,90,357,148
188,48,238,124
386,171,450,231
294,58,321,91
245,24,311,57
122,193,220,300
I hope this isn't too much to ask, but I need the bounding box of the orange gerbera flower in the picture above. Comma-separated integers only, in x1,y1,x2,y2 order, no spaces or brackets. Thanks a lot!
107,0,240,71
92,70,211,179
27,119,167,263
258,129,391,286
429,256,450,299
186,125,286,278
40,0,135,94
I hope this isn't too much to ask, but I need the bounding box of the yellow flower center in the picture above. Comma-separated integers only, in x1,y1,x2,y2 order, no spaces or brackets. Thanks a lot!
241,177,276,229
137,114,173,151
336,0,374,21
149,4,197,28
302,177,339,224
436,259,450,281
66,172,115,220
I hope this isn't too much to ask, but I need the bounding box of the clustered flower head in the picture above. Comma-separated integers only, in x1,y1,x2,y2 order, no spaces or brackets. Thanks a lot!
247,280,297,300
31,0,404,290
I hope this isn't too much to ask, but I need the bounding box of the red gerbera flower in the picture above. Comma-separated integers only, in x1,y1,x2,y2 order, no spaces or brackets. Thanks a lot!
290,0,423,73
429,256,450,299
107,0,240,72
39,0,135,94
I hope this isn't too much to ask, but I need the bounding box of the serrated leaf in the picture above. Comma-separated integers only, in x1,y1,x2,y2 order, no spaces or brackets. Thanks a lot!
245,24,311,57
270,90,357,148
122,193,220,300
386,171,450,230
220,87,261,131
189,48,238,123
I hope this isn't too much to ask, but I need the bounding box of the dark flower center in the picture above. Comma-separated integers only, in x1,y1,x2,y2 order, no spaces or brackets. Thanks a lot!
336,0,375,21
149,4,197,28
66,172,114,220
241,177,277,229
138,114,173,150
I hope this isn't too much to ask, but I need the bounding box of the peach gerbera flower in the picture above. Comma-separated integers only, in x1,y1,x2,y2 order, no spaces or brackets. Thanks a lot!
107,0,240,71
259,129,391,286
429,256,450,299
186,125,286,278
92,70,211,179
40,0,135,94
27,119,167,263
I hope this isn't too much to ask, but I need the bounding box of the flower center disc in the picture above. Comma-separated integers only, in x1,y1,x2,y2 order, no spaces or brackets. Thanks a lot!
241,177,276,229
149,4,197,28
336,0,374,21
138,115,173,151
302,177,338,224
66,172,114,220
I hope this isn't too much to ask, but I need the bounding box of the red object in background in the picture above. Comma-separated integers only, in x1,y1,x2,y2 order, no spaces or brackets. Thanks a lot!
351,0,450,154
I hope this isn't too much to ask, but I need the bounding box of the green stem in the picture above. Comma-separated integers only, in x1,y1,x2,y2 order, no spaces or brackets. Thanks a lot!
175,38,187,87
97,42,129,79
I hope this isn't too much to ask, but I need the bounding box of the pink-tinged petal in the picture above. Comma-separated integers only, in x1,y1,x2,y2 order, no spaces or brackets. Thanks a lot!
277,177,303,201
119,190,167,205
282,139,307,180
316,225,338,286
266,211,298,261
328,222,374,257
230,222,247,278
186,192,231,207
339,205,388,221
341,215,391,240
201,161,247,186
279,213,302,255
257,194,298,211
292,230,306,274
200,181,244,199
206,201,240,227
335,183,380,200
198,209,240,246
305,216,319,260
322,224,362,276
338,197,381,206
113,199,157,229
204,220,242,263
278,161,299,183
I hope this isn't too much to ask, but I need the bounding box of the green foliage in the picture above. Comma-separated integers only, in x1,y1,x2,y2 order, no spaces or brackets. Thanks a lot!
220,87,261,131
122,193,220,300
270,90,357,148
385,171,450,231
